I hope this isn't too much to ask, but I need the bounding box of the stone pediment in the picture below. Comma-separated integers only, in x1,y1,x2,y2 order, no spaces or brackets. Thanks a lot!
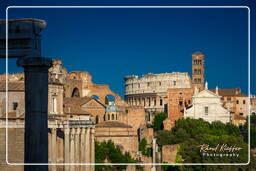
81,99,105,109
196,89,219,98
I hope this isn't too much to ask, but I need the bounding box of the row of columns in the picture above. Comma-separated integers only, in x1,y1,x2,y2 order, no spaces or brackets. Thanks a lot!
127,96,164,107
49,127,95,171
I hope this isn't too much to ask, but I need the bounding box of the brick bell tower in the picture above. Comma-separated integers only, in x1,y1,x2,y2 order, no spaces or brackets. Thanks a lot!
192,51,205,91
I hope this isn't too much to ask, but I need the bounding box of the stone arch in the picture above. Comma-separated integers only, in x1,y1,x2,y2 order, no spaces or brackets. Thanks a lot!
71,88,80,97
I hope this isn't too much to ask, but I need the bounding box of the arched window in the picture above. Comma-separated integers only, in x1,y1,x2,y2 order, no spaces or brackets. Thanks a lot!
160,99,163,106
103,115,106,121
96,115,99,124
108,114,110,120
71,88,80,97
194,69,197,74
112,114,115,120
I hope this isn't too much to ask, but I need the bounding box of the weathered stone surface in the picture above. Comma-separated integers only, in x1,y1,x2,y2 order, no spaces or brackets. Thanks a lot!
162,145,177,163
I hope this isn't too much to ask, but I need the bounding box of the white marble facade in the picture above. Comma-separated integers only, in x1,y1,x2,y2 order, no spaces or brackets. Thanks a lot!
184,83,230,123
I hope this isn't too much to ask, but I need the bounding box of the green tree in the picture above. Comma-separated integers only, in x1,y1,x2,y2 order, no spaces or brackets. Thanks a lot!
152,112,167,131
139,138,152,157
95,140,142,171
156,118,254,171
240,113,256,148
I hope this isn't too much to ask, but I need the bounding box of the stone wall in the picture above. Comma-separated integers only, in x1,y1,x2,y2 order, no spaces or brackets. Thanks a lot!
126,106,146,131
162,144,178,163
95,126,138,158
166,88,193,129
0,125,24,171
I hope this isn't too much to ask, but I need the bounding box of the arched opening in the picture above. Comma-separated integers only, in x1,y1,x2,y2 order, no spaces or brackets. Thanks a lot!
96,115,99,124
71,88,80,97
112,114,115,120
91,94,100,100
105,94,116,105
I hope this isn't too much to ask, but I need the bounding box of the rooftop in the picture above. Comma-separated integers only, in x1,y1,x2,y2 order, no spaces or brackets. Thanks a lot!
96,121,132,128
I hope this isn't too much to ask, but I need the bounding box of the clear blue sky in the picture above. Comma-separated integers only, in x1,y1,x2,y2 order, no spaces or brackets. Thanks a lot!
0,0,255,98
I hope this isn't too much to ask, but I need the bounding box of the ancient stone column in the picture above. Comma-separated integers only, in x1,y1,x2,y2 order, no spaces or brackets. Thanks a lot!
48,132,52,164
64,128,70,171
70,128,75,171
75,128,80,171
85,128,91,171
90,128,95,171
80,128,86,171
51,128,57,171
17,57,52,171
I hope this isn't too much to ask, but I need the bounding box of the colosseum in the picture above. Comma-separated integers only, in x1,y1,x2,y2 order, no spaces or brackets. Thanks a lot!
124,51,205,123
124,72,192,122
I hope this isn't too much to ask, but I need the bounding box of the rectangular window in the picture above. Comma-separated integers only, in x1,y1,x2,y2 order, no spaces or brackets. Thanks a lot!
205,106,208,115
173,81,176,86
243,100,246,104
237,100,239,104
13,102,18,110
52,98,57,113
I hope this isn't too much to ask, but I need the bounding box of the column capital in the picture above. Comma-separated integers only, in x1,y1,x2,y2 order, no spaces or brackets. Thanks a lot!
71,128,76,135
81,128,86,134
76,128,81,135
17,57,52,68
64,128,70,135
51,128,57,134
90,128,95,134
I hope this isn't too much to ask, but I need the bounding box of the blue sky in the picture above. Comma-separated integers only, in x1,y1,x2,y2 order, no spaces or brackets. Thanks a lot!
0,0,255,97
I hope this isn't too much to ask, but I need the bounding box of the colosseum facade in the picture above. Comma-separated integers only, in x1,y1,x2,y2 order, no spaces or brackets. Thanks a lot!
124,72,192,123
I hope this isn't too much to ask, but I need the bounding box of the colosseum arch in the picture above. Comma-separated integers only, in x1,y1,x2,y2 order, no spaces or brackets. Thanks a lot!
71,88,80,97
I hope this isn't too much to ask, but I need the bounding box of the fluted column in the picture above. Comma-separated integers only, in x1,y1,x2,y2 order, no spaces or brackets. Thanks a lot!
80,128,86,171
85,128,91,171
75,128,81,171
64,128,70,171
90,128,95,171
51,128,57,171
70,128,75,171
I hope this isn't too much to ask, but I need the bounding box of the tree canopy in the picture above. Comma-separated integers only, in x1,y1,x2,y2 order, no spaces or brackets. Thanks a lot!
152,112,167,131
95,140,141,171
156,118,254,171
